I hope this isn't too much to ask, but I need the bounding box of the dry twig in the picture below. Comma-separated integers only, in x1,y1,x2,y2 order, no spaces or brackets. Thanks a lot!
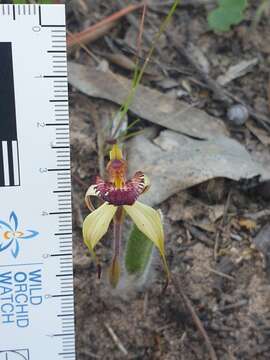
172,276,218,360
116,0,163,57
68,3,144,48
104,322,128,356
205,266,235,281
214,190,232,261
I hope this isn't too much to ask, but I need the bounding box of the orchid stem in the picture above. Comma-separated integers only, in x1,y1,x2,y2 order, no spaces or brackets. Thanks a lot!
113,207,123,258
109,207,124,287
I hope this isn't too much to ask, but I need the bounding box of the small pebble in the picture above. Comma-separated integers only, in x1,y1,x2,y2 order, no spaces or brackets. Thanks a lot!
227,104,249,126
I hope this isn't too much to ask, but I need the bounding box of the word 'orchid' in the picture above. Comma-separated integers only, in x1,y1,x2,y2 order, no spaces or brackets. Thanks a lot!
83,143,169,287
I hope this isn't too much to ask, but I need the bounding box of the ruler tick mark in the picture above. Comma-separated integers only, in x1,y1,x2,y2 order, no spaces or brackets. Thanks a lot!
46,123,68,126
48,50,67,53
50,99,68,102
51,253,72,257
54,190,71,193
55,232,72,236
48,168,70,172
58,352,75,356
50,211,72,215
52,294,73,298
44,75,67,78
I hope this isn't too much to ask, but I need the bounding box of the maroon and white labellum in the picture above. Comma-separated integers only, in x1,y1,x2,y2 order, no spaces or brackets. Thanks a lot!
94,171,146,206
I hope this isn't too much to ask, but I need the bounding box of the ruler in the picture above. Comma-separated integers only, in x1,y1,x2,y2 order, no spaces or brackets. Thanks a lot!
0,4,75,360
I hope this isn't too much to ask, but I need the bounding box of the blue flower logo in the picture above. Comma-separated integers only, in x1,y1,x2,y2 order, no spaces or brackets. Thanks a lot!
0,211,38,258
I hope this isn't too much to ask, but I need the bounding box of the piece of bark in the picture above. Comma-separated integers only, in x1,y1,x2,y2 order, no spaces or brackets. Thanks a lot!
68,62,227,140
217,58,258,86
127,130,270,206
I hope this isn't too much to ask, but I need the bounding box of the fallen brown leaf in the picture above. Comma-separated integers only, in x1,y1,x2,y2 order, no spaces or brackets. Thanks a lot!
68,62,227,139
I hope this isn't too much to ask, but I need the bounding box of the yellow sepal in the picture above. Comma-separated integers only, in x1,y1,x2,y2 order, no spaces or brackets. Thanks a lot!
83,203,117,252
109,144,123,160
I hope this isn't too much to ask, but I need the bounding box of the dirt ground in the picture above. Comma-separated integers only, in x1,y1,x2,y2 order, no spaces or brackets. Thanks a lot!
67,1,270,359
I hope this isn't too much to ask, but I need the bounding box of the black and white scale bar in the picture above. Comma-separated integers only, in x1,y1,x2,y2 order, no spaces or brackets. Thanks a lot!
0,43,20,187
0,140,20,186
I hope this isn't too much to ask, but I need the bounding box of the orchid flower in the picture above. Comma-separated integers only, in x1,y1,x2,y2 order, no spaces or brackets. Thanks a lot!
82,143,169,287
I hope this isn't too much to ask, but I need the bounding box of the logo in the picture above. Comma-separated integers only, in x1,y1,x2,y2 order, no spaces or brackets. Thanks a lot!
0,349,29,359
0,212,38,258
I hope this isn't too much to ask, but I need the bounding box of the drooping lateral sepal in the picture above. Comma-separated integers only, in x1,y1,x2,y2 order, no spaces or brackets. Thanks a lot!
83,203,117,251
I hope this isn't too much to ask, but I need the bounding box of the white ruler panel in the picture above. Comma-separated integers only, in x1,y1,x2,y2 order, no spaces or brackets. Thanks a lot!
0,5,75,360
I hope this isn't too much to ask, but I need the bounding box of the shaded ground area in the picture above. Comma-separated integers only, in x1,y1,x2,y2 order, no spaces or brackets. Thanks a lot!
67,1,270,359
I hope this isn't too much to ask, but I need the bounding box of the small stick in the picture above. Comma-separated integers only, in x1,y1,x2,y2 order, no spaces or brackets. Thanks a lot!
217,299,248,312
188,225,214,247
214,190,232,261
69,22,116,48
80,349,101,359
116,0,163,57
137,1,148,58
214,231,220,262
68,3,144,48
243,209,270,220
205,266,235,281
105,322,128,356
172,277,218,360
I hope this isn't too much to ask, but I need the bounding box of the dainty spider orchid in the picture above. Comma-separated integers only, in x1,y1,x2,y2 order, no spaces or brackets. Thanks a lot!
83,143,169,287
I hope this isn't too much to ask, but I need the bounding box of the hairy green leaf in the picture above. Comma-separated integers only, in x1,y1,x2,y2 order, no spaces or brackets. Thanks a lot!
125,225,154,275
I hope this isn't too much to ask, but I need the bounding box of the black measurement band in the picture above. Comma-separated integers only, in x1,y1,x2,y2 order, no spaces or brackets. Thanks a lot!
0,43,20,187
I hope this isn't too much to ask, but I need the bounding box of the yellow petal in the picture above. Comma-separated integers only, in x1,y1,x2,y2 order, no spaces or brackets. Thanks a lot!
83,203,117,251
124,201,170,278
85,184,100,211
109,143,123,160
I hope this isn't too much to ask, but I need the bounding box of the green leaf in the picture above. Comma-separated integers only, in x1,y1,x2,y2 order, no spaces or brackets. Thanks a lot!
208,0,248,32
125,224,154,275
